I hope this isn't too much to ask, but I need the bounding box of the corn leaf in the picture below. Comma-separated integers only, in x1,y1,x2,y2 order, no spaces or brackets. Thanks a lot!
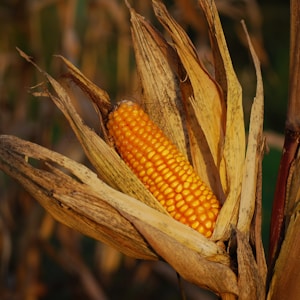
152,0,225,166
237,21,264,235
152,0,225,201
236,230,265,300
0,134,237,294
17,48,166,214
129,5,189,159
0,135,156,260
196,0,246,241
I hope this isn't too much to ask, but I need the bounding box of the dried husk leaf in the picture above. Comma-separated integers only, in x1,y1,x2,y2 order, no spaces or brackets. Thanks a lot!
237,22,264,234
17,49,166,215
0,135,156,260
285,156,300,227
0,135,237,294
129,6,189,159
152,0,225,179
236,230,265,300
134,219,238,296
196,0,246,241
267,200,300,300
54,55,111,141
237,22,267,286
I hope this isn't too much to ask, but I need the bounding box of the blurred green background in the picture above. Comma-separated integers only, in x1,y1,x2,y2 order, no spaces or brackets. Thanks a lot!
0,0,289,299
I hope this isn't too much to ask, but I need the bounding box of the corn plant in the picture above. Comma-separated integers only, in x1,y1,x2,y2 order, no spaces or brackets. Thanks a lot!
0,0,298,299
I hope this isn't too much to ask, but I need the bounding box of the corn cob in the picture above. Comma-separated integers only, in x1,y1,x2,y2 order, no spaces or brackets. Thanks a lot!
107,100,220,238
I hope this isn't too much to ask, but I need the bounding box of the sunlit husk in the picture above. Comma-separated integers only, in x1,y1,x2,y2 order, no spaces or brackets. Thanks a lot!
129,6,189,159
237,22,264,235
0,134,238,295
0,135,156,260
18,49,166,215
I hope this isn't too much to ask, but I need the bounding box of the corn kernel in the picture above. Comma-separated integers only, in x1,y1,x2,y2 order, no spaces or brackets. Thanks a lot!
107,100,221,238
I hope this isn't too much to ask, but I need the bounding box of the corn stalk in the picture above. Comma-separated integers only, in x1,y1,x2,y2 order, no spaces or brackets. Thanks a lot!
267,0,300,298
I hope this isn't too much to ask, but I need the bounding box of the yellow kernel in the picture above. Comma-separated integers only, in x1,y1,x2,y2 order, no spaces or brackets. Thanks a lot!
185,208,194,217
157,163,167,172
167,205,175,213
154,159,164,166
175,184,183,193
152,190,160,198
170,180,180,189
176,199,185,208
190,199,200,207
161,148,170,156
198,226,205,234
157,145,165,153
182,189,190,197
167,158,176,166
185,194,195,203
163,187,173,195
179,204,188,213
207,211,215,220
145,161,152,169
164,171,173,181
154,175,163,184
205,220,213,229
205,230,212,237
191,221,200,229
147,150,156,160
166,199,174,206
146,167,155,176
183,182,190,189
188,214,197,222
190,183,198,190
160,182,169,193
157,194,164,202
175,193,183,201
139,170,146,177
167,175,177,184
166,192,176,200
203,202,211,209
199,214,207,222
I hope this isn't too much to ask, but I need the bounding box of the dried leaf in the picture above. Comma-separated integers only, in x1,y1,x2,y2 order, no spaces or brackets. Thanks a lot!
0,135,156,260
151,0,225,206
196,0,245,241
129,6,189,159
236,230,265,300
237,21,264,234
286,156,300,226
56,55,111,140
0,135,235,293
134,218,238,296
17,48,166,215
267,201,300,300
152,0,225,172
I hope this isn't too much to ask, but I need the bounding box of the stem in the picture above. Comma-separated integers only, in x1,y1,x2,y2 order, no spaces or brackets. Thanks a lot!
268,130,299,267
268,0,300,271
